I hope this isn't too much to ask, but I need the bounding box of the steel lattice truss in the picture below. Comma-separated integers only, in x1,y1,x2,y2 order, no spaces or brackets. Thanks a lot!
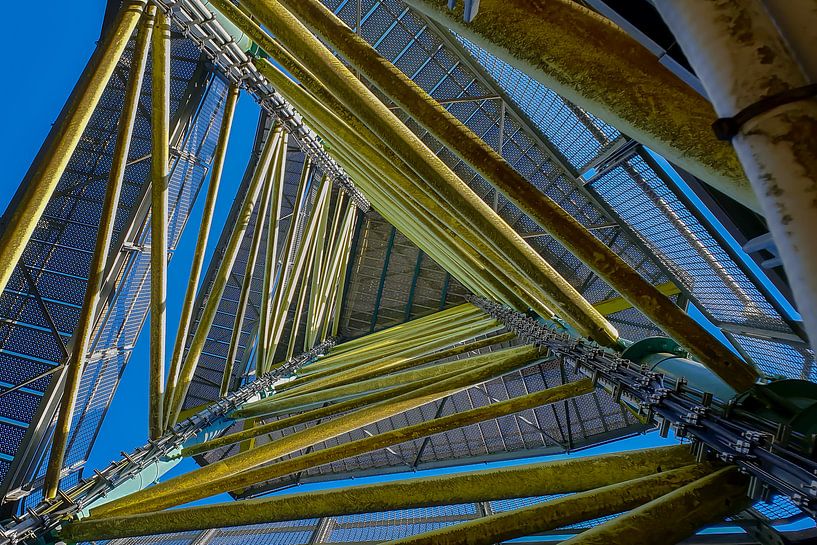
0,0,815,544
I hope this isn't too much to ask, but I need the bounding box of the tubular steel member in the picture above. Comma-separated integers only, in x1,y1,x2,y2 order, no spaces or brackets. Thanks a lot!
654,0,817,366
255,47,531,309
95,376,593,514
42,4,156,499
399,0,759,213
262,175,333,372
255,129,288,377
267,322,504,402
278,158,314,361
165,84,240,428
304,177,336,350
165,124,283,427
380,464,721,545
306,194,350,348
328,205,358,337
278,0,760,393
320,303,480,356
63,446,694,541
245,35,571,329
286,311,494,383
147,0,370,211
235,341,528,419
466,295,817,516
0,341,334,545
92,344,543,517
187,370,477,456
561,467,749,545
0,0,148,298
219,134,283,397
149,8,171,440
216,0,618,346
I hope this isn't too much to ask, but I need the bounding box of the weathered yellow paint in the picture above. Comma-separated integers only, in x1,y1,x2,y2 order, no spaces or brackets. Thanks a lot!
93,344,542,516
164,125,283,427
401,0,758,213
164,84,239,429
276,0,758,392
43,2,153,498
561,466,749,545
65,447,695,541
0,0,148,298
212,0,619,345
149,9,170,440
594,282,681,316
381,464,720,545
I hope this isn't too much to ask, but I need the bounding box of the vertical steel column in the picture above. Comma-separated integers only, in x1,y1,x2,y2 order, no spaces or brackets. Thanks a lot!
220,143,278,397
165,84,240,428
64,446,694,541
42,4,155,499
165,124,282,427
0,0,147,297
149,8,171,440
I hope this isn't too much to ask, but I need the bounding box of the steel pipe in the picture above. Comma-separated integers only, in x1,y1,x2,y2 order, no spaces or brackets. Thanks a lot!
281,0,760,392
165,123,282,426
382,465,721,545
214,0,616,345
101,378,595,513
149,9,171,440
164,84,240,428
42,3,154,498
400,0,759,213
92,344,541,516
219,137,281,397
655,0,817,367
560,466,749,545
66,446,694,541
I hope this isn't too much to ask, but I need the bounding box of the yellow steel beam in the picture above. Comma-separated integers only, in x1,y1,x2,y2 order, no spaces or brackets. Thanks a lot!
164,84,240,429
401,0,758,213
263,174,332,372
216,0,615,345
277,0,759,392
561,466,749,545
219,139,280,397
149,9,170,440
98,378,595,513
66,446,695,541
255,131,288,377
164,124,282,427
42,3,154,498
92,344,542,516
594,282,681,317
381,464,721,545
